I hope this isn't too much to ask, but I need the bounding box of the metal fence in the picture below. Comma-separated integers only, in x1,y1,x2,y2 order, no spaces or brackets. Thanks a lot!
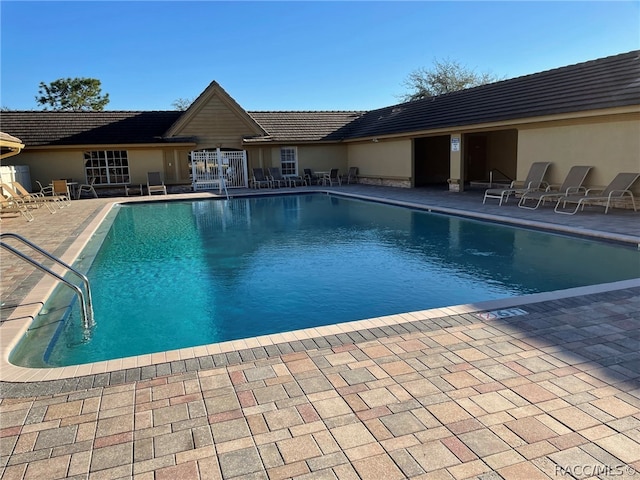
191,149,248,191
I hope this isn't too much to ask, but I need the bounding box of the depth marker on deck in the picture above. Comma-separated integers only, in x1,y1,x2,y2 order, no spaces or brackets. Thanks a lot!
475,308,528,321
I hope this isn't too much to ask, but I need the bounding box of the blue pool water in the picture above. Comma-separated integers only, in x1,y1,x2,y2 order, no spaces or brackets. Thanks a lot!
10,193,640,367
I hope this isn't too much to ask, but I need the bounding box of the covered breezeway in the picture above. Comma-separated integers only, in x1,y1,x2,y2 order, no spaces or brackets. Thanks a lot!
414,135,450,187
413,129,518,189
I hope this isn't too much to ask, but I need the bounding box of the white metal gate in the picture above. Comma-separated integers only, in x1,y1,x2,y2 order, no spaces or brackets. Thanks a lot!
191,149,248,191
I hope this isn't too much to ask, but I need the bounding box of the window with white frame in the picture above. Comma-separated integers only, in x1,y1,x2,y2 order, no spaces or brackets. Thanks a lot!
280,147,298,176
83,150,130,185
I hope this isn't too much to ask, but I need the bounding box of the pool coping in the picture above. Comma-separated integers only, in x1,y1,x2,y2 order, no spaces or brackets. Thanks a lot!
1,189,639,397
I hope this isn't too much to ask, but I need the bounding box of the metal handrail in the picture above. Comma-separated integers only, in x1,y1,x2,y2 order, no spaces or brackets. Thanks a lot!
0,233,93,329
489,168,513,187
217,163,230,200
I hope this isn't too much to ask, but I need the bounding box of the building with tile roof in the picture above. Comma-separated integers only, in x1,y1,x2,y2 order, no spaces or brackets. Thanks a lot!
1,50,638,194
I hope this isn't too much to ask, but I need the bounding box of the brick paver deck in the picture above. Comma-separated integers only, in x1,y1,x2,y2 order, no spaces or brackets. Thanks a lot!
1,185,639,479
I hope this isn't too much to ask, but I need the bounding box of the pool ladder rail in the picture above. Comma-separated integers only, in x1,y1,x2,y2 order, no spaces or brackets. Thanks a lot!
0,232,94,330
488,168,513,188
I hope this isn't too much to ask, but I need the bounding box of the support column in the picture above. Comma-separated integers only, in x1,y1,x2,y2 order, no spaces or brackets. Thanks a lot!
448,133,465,192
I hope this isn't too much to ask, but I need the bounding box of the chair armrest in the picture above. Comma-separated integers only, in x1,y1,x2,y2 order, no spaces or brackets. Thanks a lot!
607,189,633,198
565,186,587,195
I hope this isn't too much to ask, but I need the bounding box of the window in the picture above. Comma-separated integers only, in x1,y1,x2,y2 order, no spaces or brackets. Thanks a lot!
83,151,130,185
280,147,298,176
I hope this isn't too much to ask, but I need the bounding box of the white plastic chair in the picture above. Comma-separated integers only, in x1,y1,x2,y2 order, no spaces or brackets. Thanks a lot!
36,180,54,196
76,177,98,199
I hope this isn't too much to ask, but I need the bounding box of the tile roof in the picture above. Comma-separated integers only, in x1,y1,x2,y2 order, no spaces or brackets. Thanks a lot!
246,111,363,142
343,50,640,139
0,50,637,148
0,111,183,146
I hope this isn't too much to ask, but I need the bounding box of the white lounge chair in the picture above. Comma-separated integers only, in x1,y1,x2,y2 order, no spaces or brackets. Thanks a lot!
1,182,58,213
554,172,640,215
483,162,551,205
518,165,592,210
0,192,34,221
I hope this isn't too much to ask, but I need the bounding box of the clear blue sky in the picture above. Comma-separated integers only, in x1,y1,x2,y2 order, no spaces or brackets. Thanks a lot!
1,1,638,112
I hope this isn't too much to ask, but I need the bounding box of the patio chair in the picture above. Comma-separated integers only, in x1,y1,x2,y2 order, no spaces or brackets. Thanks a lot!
36,180,53,196
341,166,359,185
322,168,341,186
1,182,57,213
288,172,307,187
51,180,72,206
268,167,290,188
304,168,319,185
518,165,592,210
35,180,69,207
11,181,45,201
483,162,551,206
0,192,34,222
76,177,98,199
147,172,167,195
251,168,272,189
554,172,640,215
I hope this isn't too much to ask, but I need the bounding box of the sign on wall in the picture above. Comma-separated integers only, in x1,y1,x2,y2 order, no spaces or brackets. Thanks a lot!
451,137,460,152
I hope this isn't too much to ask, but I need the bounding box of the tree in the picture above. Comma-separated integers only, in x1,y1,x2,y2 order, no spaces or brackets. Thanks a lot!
172,97,194,111
400,58,502,102
36,77,109,111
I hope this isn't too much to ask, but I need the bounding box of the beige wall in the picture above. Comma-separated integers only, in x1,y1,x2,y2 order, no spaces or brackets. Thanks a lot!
347,139,412,179
12,150,85,189
296,145,348,172
163,149,192,183
486,130,518,177
9,147,168,191
127,150,166,184
245,144,348,174
517,115,640,192
176,95,257,150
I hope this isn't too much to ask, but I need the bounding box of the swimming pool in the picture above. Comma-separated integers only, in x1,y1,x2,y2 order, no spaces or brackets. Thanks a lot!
10,193,640,367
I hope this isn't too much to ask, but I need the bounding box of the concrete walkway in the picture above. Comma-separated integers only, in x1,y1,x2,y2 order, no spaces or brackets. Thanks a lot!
1,185,639,479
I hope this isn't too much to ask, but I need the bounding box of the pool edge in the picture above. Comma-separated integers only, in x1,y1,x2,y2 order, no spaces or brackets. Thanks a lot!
1,190,639,393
